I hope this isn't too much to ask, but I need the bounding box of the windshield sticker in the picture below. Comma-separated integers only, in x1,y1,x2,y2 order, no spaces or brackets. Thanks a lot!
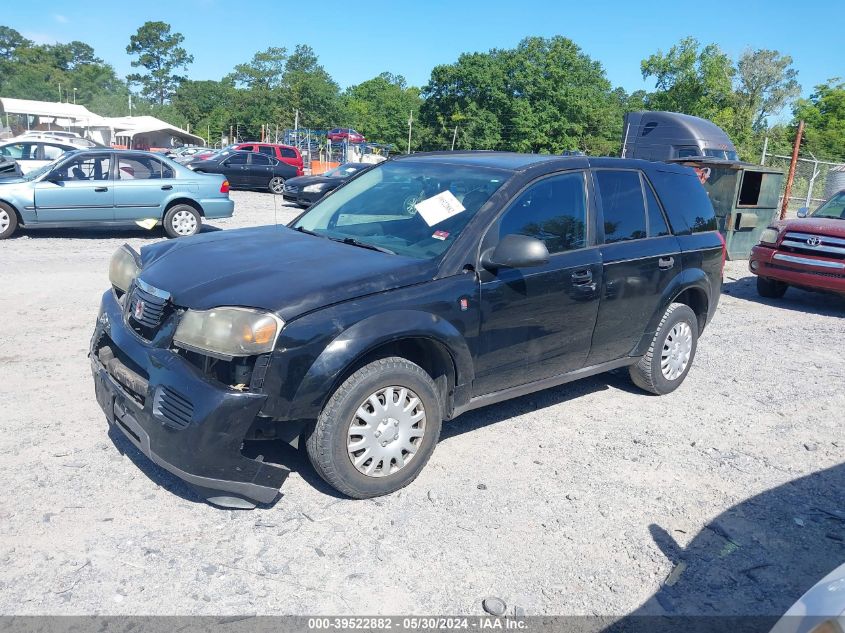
432,230,450,240
414,190,465,226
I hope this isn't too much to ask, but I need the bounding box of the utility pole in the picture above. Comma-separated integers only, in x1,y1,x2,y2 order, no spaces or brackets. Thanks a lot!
760,136,768,165
780,120,804,220
229,124,233,145
207,124,210,146
294,110,299,136
128,93,133,116
72,88,77,105
58,83,62,102
407,111,413,155
451,126,458,151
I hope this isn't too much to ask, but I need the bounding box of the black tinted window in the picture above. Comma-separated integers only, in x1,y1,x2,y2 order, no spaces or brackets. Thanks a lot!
595,170,647,243
258,146,276,156
251,154,271,165
280,147,297,158
648,169,717,234
499,172,587,254
643,176,670,237
225,153,248,165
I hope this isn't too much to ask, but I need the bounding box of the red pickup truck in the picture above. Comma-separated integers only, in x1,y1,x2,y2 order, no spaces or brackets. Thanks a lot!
749,190,845,298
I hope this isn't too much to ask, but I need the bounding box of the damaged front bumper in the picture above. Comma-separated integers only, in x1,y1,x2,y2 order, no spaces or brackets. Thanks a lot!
90,290,289,508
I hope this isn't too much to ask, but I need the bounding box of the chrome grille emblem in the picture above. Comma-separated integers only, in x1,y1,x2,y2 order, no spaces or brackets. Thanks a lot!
806,236,821,247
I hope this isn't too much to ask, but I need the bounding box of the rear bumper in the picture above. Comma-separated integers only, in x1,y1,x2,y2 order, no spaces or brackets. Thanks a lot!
199,198,234,219
90,290,288,508
749,245,845,294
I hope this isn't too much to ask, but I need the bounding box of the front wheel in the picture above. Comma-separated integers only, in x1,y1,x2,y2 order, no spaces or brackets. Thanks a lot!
268,176,285,194
0,202,18,239
163,204,201,238
629,303,699,395
306,357,442,499
756,276,788,298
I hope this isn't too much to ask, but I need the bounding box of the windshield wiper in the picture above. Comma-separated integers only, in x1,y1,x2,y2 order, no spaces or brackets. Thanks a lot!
293,225,322,237
331,236,395,255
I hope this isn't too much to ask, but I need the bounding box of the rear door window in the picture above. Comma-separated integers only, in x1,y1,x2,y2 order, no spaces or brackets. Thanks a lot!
250,154,272,165
280,147,298,158
595,170,647,243
224,153,249,166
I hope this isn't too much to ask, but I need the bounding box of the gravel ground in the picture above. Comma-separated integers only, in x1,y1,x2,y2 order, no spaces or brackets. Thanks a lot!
0,190,843,617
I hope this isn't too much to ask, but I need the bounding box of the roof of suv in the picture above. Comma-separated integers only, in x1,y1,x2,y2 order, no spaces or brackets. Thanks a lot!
393,151,691,174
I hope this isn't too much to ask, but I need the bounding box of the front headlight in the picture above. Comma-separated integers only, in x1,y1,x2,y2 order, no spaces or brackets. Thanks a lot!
759,227,780,245
109,245,141,292
173,307,284,359
303,183,328,193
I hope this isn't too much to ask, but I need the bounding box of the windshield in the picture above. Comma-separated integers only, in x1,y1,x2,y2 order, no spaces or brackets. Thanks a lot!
324,164,363,179
291,160,508,259
811,191,845,220
703,148,739,161
23,155,69,181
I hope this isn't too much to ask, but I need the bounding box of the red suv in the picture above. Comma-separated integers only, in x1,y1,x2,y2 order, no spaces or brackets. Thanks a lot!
749,190,845,298
326,128,366,144
234,143,304,176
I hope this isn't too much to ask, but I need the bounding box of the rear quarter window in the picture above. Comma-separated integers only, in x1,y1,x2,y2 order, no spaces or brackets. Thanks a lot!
648,168,717,235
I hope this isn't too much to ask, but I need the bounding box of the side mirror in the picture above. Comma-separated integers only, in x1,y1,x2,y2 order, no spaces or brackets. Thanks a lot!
797,207,809,218
481,234,550,270
43,172,63,183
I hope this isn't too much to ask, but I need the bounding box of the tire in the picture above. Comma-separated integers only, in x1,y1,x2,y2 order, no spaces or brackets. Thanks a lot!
268,176,285,194
306,357,442,499
629,303,699,396
163,204,201,239
756,276,788,298
0,202,18,239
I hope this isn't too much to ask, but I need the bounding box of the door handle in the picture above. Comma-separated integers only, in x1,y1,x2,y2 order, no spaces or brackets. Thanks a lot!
161,185,173,190
658,256,675,270
94,187,108,192
571,269,593,284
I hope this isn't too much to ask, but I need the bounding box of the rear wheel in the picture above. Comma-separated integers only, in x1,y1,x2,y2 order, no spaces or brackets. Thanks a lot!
268,176,285,194
756,276,788,298
629,303,699,395
306,357,442,499
0,203,18,239
163,204,201,238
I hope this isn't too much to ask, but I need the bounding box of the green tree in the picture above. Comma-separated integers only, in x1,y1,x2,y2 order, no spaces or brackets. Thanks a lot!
735,49,800,130
640,37,735,122
279,44,342,129
420,36,623,154
227,47,287,90
344,73,422,149
793,80,845,161
126,21,193,104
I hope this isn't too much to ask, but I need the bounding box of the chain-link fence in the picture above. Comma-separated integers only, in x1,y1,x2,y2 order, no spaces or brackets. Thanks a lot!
761,150,845,216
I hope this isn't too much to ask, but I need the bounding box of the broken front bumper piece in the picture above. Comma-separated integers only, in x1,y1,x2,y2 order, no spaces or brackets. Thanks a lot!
90,290,289,509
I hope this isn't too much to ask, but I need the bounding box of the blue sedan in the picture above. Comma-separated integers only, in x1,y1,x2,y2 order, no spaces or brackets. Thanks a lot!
0,149,234,239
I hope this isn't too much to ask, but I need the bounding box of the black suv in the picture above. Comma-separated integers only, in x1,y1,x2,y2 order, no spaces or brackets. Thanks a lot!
91,152,724,508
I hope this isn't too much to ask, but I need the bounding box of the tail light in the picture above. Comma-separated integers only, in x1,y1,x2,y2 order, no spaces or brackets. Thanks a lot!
716,230,727,276
220,180,230,194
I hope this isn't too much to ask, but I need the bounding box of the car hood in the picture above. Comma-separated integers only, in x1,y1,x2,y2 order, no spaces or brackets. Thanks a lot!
137,226,436,320
776,218,845,238
284,175,336,188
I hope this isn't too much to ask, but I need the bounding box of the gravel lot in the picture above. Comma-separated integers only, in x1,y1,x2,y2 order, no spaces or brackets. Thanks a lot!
0,190,843,618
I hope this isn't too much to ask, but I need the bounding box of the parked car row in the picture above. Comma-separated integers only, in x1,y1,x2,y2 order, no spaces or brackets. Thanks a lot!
282,162,371,206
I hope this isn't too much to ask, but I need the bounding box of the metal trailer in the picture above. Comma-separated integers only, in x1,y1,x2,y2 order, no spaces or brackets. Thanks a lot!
670,158,784,260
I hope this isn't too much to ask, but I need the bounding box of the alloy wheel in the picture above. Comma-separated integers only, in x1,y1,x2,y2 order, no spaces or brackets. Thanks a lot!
0,209,9,233
269,177,285,194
